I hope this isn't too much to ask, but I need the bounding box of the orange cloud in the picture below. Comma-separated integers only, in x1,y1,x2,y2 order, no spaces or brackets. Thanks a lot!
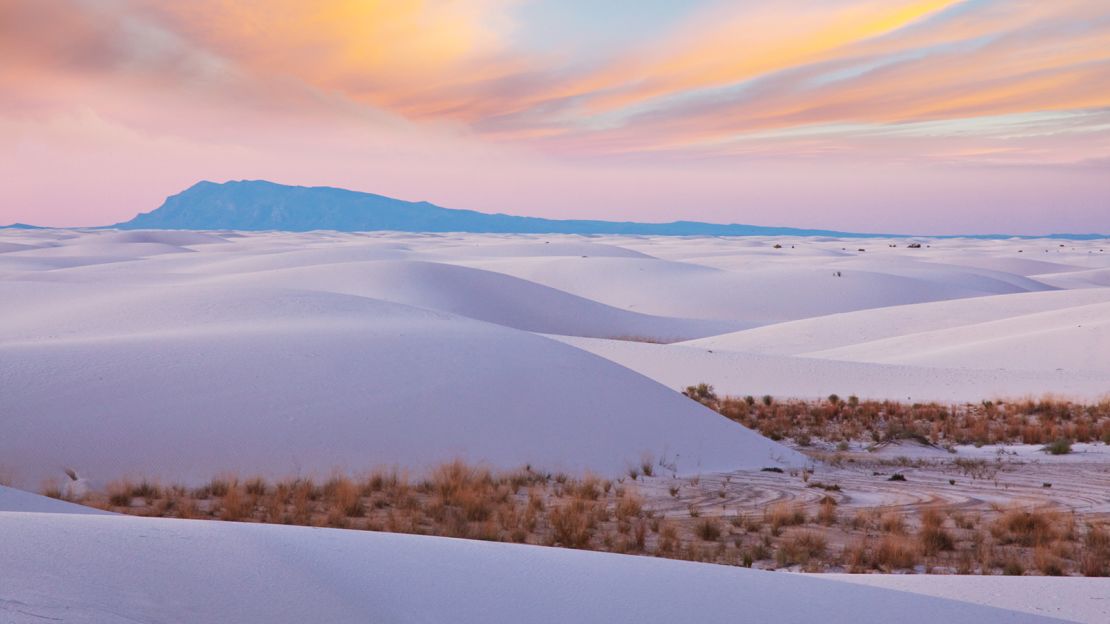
3,0,1109,167
132,0,535,122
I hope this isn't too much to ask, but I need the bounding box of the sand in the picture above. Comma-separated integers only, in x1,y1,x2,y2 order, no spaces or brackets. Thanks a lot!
2,229,1108,622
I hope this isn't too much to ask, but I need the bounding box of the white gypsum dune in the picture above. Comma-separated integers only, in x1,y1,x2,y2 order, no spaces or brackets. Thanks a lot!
2,230,1108,488
0,488,1082,624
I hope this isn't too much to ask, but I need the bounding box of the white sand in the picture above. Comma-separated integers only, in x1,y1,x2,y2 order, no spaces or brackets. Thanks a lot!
823,574,1109,624
3,230,1107,622
3,230,1108,488
0,489,1082,624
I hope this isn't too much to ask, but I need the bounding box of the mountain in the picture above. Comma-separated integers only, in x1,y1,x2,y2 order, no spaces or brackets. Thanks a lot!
107,180,1106,238
112,180,878,236
0,223,47,229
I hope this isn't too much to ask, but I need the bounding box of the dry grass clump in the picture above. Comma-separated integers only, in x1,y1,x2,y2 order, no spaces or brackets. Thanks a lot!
874,536,920,571
685,387,1110,447
816,497,838,526
1078,523,1110,577
693,518,722,542
549,498,602,548
879,512,906,535
918,508,954,555
776,531,827,567
990,508,1059,546
766,502,807,534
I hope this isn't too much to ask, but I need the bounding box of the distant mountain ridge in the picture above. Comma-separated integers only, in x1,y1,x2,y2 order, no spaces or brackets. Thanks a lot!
0,223,46,230
4,179,1104,238
111,180,878,237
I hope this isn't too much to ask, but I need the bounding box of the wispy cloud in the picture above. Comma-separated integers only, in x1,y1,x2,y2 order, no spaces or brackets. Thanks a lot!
1,0,1107,230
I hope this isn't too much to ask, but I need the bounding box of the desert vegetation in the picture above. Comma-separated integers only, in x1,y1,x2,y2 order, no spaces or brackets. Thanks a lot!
683,385,1110,449
50,459,1109,577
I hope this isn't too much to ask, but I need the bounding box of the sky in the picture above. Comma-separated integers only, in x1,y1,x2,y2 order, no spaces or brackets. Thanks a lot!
1,0,1108,234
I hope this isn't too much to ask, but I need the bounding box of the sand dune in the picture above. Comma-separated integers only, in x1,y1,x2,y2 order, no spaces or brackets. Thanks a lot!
2,229,1108,488
201,259,742,340
0,501,1076,624
807,301,1110,372
451,255,1055,324
685,288,1110,356
0,282,801,487
553,336,1110,403
1034,267,1110,288
0,485,109,515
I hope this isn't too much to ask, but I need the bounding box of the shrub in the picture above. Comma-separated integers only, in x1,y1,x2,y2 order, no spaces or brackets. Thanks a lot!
131,480,161,500
816,498,838,526
1044,438,1073,455
919,509,954,555
766,503,807,531
220,485,246,521
106,481,133,507
694,518,722,542
325,477,365,518
1080,524,1110,576
549,499,596,549
682,383,718,407
992,508,1058,546
875,536,918,571
776,531,827,566
244,477,268,496
614,492,642,524
879,512,906,535
1034,547,1066,576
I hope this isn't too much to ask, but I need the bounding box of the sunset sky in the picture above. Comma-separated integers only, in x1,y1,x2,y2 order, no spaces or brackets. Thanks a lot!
2,0,1108,233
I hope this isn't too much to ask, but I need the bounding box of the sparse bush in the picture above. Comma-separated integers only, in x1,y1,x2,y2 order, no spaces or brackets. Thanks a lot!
776,531,827,566
694,518,722,542
107,481,133,507
614,491,642,524
549,499,596,549
816,498,838,526
992,508,1057,546
766,503,806,532
919,509,954,555
220,484,246,521
682,383,718,407
1044,438,1073,455
244,477,268,496
1079,524,1110,576
879,512,906,535
1034,547,1066,576
875,536,918,571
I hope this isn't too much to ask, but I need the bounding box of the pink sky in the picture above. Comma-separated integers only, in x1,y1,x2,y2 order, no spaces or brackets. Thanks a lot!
1,0,1108,234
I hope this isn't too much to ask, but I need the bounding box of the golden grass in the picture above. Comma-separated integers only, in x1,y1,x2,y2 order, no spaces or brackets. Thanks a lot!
684,386,1110,447
60,460,1110,575
918,508,954,556
874,536,919,571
